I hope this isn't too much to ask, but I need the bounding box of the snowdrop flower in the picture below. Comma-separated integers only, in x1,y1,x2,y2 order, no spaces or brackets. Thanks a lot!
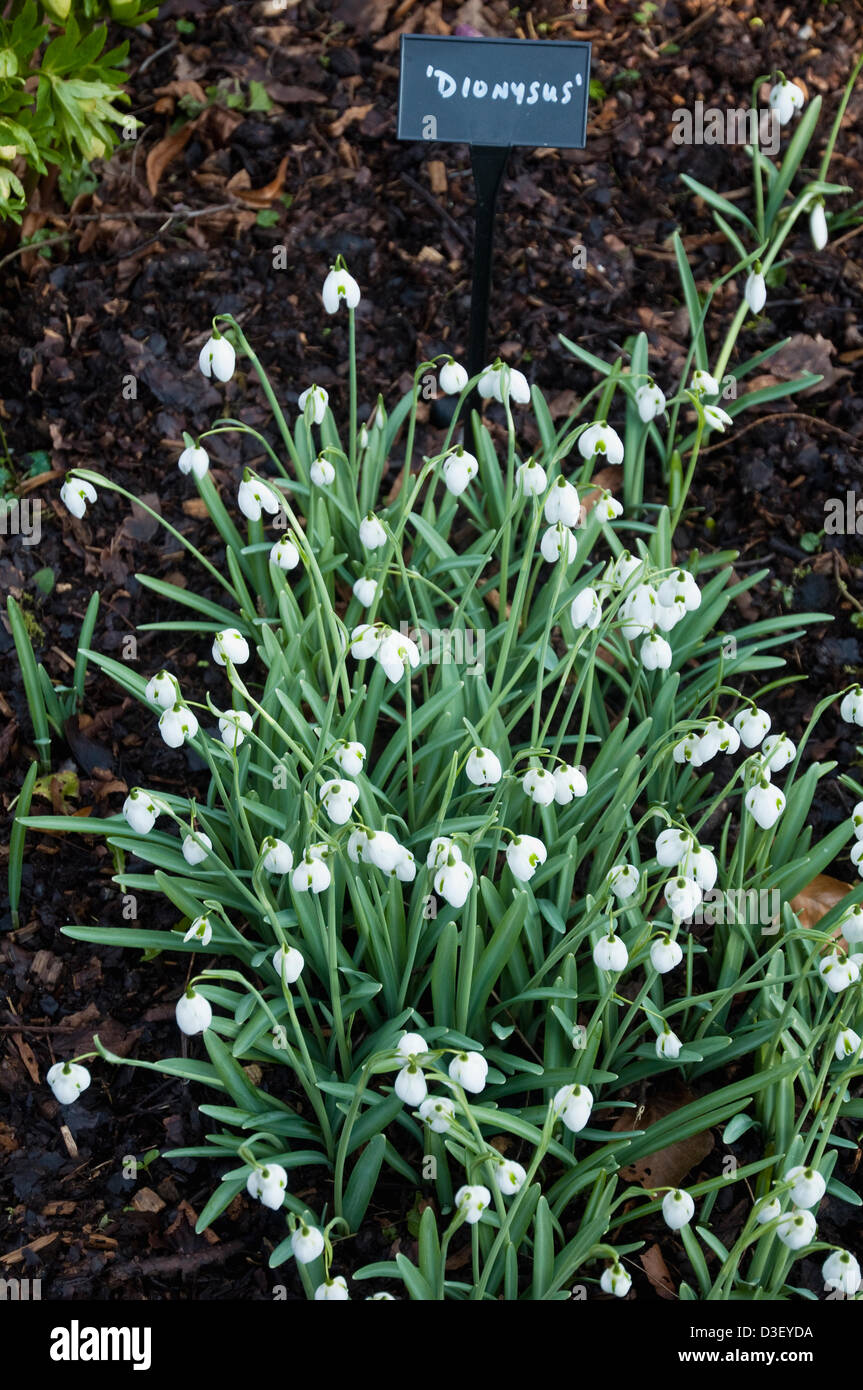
270,535,300,570
427,836,460,871
419,1096,455,1133
455,1185,491,1224
522,768,556,806
776,1208,817,1251
466,746,503,786
656,828,692,867
665,875,702,920
351,623,382,660
378,628,421,682
578,421,624,465
835,1027,862,1060
641,633,672,671
506,834,547,882
352,577,377,607
219,709,253,748
784,1166,826,1209
733,707,771,748
819,950,860,993
517,459,547,495
635,380,666,422
656,598,685,633
544,477,581,527
478,361,530,404
839,685,863,725
761,733,796,773
494,1160,527,1196
658,569,701,612
298,385,328,424
182,831,212,865
594,490,623,522
619,584,658,640
359,513,387,550
439,358,468,395
396,1032,427,1059
607,864,639,900
443,449,478,496
246,1163,288,1210
366,1291,396,1301
292,850,331,893
145,670,180,709
690,369,719,397
364,830,404,873
553,1083,594,1133
178,444,209,480
434,858,475,909
212,629,250,666
745,779,786,830
593,932,628,972
745,267,767,315
768,78,805,127
850,840,863,876
184,914,213,946
310,455,336,487
159,704,199,748
553,763,587,804
262,837,294,875
656,1027,682,1059
809,200,828,253
703,404,733,432
347,828,371,863
315,1277,349,1300
292,1224,325,1263
673,733,703,766
823,1249,862,1296
755,1197,781,1225
540,524,578,564
322,263,360,313
198,333,235,381
394,1064,427,1106
600,1263,631,1297
122,788,160,834
60,477,97,519
238,475,281,522
449,1051,488,1094
699,718,740,757
570,587,602,631
611,551,645,590
662,1189,695,1231
679,845,718,892
273,945,304,983
47,1062,91,1105
837,905,863,943
851,802,863,840
319,779,360,826
332,741,366,777
175,987,212,1035
651,934,683,974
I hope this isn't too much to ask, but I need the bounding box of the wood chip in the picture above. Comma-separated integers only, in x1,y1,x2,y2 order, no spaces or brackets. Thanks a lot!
131,1187,167,1214
0,1233,59,1266
428,160,447,195
60,1125,79,1158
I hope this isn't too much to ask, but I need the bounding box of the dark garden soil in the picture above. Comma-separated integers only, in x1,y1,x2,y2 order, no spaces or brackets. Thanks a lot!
1,0,862,1299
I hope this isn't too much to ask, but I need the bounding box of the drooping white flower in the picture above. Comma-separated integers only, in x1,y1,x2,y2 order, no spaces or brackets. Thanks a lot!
570,587,602,631
819,950,861,993
783,1165,826,1209
418,1096,455,1133
522,768,556,806
298,385,329,425
651,934,683,974
455,1184,491,1224
664,875,701,920
656,599,685,633
246,1163,288,1210
352,577,377,607
397,852,418,888
506,834,547,882
466,747,503,786
182,830,212,865
198,334,236,381
517,459,547,496
213,629,250,667
809,200,828,252
776,1208,817,1250
322,264,361,314
619,584,658,640
607,864,639,900
434,858,475,909
359,513,387,550
332,741,366,777
733,707,771,748
699,718,740,758
540,523,578,564
175,987,213,1035
351,623,382,660
396,1032,427,1059
839,685,863,726
768,78,805,127
679,845,718,892
578,421,624,466
145,670,181,709
238,476,281,522
377,628,421,682
838,904,863,943
761,733,796,773
835,1026,862,1060
158,703,199,748
703,404,733,432
657,570,701,612
448,1051,488,1094
365,830,404,873
273,945,305,983
744,269,767,314
442,449,478,497
640,633,672,671
745,780,786,830
310,455,336,487
184,914,213,946
600,1263,632,1297
673,733,703,766
662,1188,695,1231
656,1027,682,1059
262,837,294,875
394,1064,427,1106
611,551,645,590
635,381,666,422
553,764,587,804
823,1249,862,1296
319,779,360,826
365,1291,396,1301
178,444,210,480
553,1083,594,1133
594,490,623,522
292,1224,325,1263
755,1196,781,1225
270,535,300,570
315,1277,349,1301
47,1061,91,1105
850,840,863,876
478,361,531,404
543,477,581,527
427,836,460,871
690,369,719,397
593,932,628,972
439,358,468,395
292,850,331,894
219,709,254,748
494,1160,527,1196
851,803,863,841
122,788,160,834
60,477,97,519
656,828,692,867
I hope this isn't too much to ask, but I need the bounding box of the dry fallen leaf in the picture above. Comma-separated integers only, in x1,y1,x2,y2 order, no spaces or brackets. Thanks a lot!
640,1243,677,1299
236,155,290,208
790,873,854,929
146,125,193,198
615,1086,714,1189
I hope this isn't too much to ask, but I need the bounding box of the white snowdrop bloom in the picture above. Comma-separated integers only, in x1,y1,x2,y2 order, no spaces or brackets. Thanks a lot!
570,587,602,631
640,633,672,671
394,1064,427,1107
662,1189,695,1231
516,459,547,495
434,858,475,909
733,707,771,748
219,709,254,748
776,1208,817,1251
745,781,786,830
761,733,796,773
365,1291,396,1301
810,201,828,252
851,802,863,841
315,1277,349,1301
494,1160,527,1196
47,1062,91,1105
448,1051,488,1094
755,1197,781,1225
819,950,860,993
427,836,460,871
418,1096,455,1133
658,569,701,612
851,840,863,876
378,628,421,682
292,851,331,894
442,449,478,496
273,945,305,984
262,837,294,875
352,576,377,607
673,733,704,766
359,512,387,550
837,905,863,944
322,264,361,313
768,79,805,126
319,778,360,826
310,455,336,487
656,828,692,868
122,788,160,834
635,381,666,422
784,1166,826,1209
619,584,657,640
835,1027,862,1060
298,385,329,425
182,831,212,866
198,334,235,381
665,876,702,920
553,763,587,804
611,551,645,590
690,369,719,397
478,364,502,400
594,490,623,522
593,932,628,972
246,1163,288,1210
292,1225,325,1264
823,1249,862,1296
553,1083,594,1133
522,768,557,806
332,741,366,777
656,1028,682,1059
651,934,683,974
543,477,581,527
607,864,640,900
507,368,531,404
455,1185,491,1225
365,830,404,873
347,828,371,863
679,845,718,893
145,670,181,709
466,746,503,786
745,270,767,315
175,988,212,1036
540,523,578,564
600,1263,631,1298
395,848,417,883
478,362,529,404
506,834,547,882
238,476,281,521
178,444,209,480
60,477,97,519
655,598,685,633
396,1032,428,1059
578,421,624,466
159,704,199,748
703,404,733,432
351,623,382,660
439,358,468,395
700,718,740,757
184,914,213,947
270,535,300,570
840,685,863,725
212,629,250,666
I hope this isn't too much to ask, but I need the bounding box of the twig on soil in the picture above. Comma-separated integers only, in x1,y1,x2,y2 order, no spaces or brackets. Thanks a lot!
399,172,472,248
699,411,863,456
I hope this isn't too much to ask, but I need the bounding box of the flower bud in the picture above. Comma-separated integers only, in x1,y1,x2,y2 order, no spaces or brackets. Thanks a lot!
466,747,503,786
199,334,236,381
175,987,212,1035
212,629,250,666
47,1061,91,1105
662,1188,695,1230
292,1224,325,1263
182,831,212,865
273,945,304,984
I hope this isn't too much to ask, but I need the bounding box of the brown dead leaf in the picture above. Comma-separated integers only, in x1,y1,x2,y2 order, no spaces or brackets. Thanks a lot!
766,333,849,394
329,104,374,137
640,1243,676,1299
615,1086,714,1189
146,125,193,198
791,874,855,940
12,1033,40,1085
236,155,289,209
